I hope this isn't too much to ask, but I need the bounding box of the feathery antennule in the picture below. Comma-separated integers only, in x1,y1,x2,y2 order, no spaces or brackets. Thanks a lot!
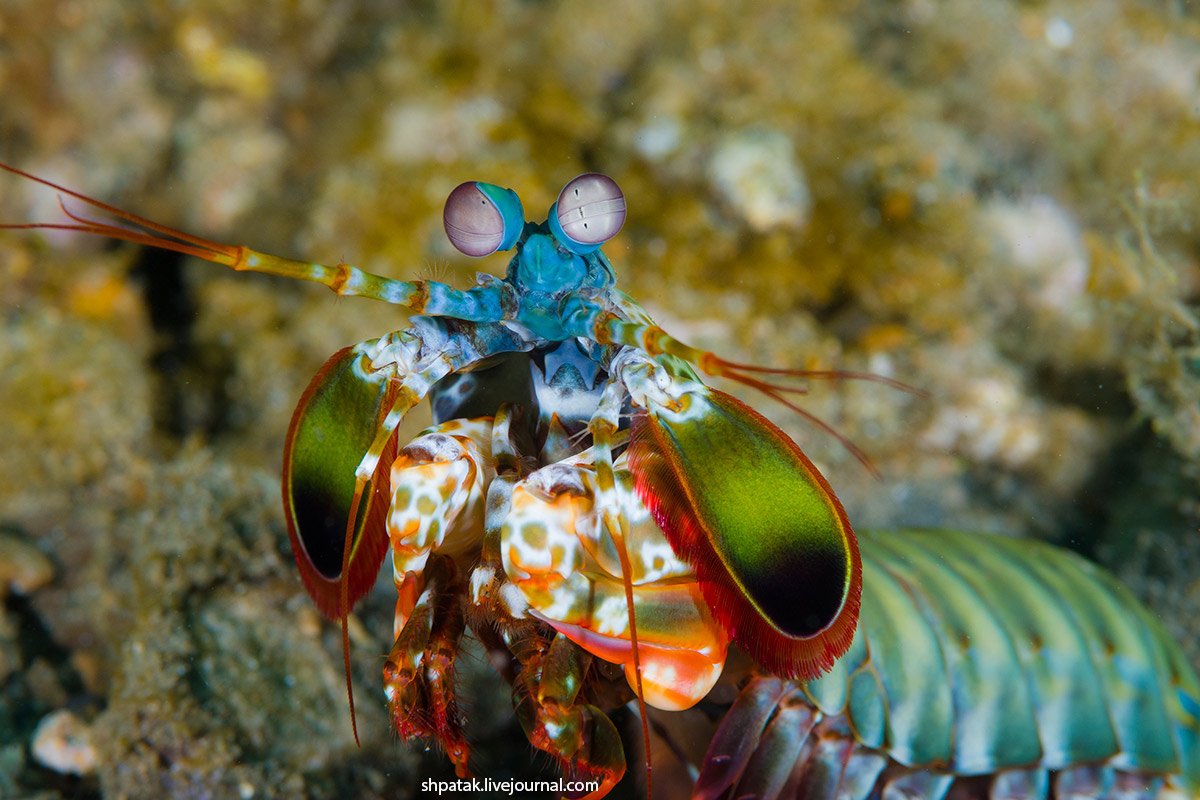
752,383,881,480
599,313,921,476
0,161,245,265
711,355,929,397
698,355,929,479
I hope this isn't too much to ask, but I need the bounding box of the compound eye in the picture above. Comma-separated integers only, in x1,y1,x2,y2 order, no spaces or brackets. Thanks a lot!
443,181,523,257
552,173,626,251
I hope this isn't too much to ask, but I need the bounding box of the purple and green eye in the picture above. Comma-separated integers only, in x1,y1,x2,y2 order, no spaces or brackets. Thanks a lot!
549,173,626,254
443,181,524,257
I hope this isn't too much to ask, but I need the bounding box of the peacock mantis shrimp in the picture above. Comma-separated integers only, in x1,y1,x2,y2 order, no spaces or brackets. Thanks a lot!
2,163,1197,800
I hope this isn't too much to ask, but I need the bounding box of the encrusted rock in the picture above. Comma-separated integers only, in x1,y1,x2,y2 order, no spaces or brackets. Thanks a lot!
30,710,97,776
0,532,53,598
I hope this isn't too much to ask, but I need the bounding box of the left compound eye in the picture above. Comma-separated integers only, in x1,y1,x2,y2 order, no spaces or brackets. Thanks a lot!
443,181,524,257
550,173,626,253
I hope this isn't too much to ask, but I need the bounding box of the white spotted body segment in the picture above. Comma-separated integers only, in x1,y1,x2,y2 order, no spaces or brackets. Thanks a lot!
501,455,729,711
386,419,494,635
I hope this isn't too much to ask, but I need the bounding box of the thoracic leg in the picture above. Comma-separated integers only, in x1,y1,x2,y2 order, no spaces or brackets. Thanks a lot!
512,630,626,798
587,357,642,685
383,403,538,776
586,352,658,791
351,320,528,761
383,417,496,776
383,553,471,776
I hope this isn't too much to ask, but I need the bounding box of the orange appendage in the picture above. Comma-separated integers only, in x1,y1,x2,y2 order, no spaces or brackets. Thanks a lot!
384,656,471,777
383,560,471,777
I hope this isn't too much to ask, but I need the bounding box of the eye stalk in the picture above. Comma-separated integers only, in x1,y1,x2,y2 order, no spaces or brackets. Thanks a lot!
443,181,524,257
549,173,626,254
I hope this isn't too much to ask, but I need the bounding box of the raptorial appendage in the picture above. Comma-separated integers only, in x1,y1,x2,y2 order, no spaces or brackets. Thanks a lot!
382,554,471,775
622,360,861,681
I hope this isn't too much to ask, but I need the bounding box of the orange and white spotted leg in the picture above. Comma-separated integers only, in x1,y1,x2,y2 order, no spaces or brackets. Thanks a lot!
382,419,495,775
383,554,471,773
503,458,729,712
387,419,494,630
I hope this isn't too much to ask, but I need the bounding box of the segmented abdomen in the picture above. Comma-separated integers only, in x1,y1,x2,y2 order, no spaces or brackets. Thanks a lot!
696,529,1200,800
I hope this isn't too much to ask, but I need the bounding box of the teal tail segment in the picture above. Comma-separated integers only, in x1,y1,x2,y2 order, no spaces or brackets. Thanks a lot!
697,529,1200,800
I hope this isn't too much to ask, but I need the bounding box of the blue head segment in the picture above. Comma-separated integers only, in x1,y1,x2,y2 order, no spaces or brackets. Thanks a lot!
443,181,525,257
548,173,627,255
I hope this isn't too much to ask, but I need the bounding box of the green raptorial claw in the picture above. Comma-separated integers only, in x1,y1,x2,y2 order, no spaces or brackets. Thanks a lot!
283,338,399,619
630,385,861,681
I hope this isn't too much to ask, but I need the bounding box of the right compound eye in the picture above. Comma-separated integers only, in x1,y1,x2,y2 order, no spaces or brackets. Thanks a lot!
443,181,524,257
549,173,626,254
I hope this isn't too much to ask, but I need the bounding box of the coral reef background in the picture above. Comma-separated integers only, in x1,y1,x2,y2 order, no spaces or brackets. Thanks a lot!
1,1,1198,797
